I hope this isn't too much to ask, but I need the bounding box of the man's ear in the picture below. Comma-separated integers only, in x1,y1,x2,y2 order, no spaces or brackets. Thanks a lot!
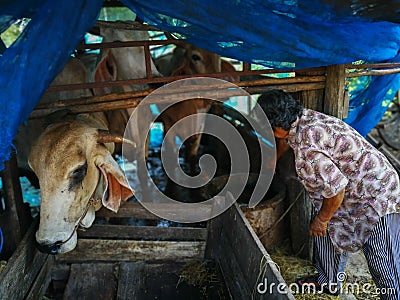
273,127,289,139
96,152,134,212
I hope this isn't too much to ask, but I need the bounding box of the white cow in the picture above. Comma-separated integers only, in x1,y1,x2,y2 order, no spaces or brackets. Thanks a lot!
30,112,133,254
15,57,94,187
16,58,134,254
93,22,162,189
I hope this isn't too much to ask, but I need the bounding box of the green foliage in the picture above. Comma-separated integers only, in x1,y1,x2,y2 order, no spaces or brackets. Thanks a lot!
1,19,29,47
346,60,395,119
98,7,136,21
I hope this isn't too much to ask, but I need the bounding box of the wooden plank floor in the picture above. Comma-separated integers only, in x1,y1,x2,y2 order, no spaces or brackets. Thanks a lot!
116,262,146,300
46,260,228,300
63,263,117,300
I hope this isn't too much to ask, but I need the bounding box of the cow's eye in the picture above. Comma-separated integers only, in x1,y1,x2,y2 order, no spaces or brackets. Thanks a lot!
69,162,87,190
191,54,202,61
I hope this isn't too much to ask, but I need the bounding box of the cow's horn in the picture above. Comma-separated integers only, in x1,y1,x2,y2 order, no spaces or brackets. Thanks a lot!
97,130,136,147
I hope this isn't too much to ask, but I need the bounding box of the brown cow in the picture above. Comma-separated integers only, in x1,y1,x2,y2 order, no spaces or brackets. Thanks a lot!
155,44,238,172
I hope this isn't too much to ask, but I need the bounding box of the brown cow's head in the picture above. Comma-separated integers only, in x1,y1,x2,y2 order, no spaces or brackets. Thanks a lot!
173,44,222,76
29,118,133,254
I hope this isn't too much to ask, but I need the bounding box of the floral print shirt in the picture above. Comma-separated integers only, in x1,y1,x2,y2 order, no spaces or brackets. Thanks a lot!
287,109,400,253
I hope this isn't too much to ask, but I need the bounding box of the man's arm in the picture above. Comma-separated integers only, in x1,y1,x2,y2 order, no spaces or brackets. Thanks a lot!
309,188,345,237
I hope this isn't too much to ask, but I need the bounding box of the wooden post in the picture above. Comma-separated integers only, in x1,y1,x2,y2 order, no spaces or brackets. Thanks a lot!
0,151,32,260
281,70,325,259
293,68,325,111
324,64,347,118
277,150,313,260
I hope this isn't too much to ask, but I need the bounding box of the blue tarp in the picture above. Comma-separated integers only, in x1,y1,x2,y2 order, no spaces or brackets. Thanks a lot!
0,0,102,169
122,0,400,137
1,0,400,170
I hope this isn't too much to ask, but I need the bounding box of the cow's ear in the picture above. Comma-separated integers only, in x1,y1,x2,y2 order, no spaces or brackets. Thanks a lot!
93,49,118,95
97,153,134,212
221,59,239,82
171,58,191,76
171,47,191,76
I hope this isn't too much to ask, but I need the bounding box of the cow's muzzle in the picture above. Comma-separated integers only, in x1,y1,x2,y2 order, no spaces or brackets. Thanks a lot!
35,198,95,254
35,241,62,254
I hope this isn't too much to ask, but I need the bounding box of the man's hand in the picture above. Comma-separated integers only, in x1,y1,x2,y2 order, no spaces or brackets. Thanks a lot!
309,214,329,236
308,188,345,237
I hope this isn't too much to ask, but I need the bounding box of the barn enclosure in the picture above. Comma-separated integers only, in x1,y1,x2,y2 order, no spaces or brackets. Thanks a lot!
2,2,400,299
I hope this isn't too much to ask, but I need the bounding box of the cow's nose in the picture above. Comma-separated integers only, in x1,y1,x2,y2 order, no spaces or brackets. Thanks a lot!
35,241,61,254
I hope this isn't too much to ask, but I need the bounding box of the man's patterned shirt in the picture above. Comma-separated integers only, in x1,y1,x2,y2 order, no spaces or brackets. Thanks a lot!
287,109,400,252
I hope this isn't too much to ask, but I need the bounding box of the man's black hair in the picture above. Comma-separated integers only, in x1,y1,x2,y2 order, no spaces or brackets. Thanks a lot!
257,89,304,131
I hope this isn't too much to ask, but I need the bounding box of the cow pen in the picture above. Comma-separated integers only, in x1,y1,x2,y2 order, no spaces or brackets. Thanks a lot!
2,15,400,300
0,201,294,299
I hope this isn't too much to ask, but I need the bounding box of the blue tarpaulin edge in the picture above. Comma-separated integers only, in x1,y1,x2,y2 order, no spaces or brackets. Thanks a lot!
1,0,400,170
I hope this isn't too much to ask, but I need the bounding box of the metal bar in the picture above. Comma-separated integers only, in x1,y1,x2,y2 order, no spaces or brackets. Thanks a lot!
45,77,324,107
144,43,153,79
76,39,186,51
242,62,250,71
31,82,325,119
46,69,325,92
344,62,400,69
95,20,162,32
346,67,400,77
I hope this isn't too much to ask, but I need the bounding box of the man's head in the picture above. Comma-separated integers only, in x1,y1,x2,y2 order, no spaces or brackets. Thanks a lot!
256,89,303,138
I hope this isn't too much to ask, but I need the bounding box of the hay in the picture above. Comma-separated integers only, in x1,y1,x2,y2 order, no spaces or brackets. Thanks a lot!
270,247,338,300
177,261,221,297
0,261,6,273
269,243,380,300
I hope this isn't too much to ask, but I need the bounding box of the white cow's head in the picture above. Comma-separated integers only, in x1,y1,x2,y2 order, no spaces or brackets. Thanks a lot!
29,118,133,254
93,24,162,95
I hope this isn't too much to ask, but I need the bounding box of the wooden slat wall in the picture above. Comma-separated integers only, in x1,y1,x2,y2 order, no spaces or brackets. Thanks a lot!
96,202,212,220
0,152,32,259
56,239,206,263
25,257,54,300
78,224,207,241
0,221,49,300
206,202,295,300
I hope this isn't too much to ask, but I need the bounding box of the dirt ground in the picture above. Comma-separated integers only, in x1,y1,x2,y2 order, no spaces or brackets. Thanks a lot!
269,244,379,300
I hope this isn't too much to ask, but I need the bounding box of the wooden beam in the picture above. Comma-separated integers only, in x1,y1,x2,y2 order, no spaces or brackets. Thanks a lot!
96,202,213,220
56,240,206,263
25,257,54,300
324,64,347,118
77,224,208,241
0,152,32,259
0,221,48,300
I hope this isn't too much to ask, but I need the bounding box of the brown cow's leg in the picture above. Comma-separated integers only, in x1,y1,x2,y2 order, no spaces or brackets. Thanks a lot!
185,134,202,175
